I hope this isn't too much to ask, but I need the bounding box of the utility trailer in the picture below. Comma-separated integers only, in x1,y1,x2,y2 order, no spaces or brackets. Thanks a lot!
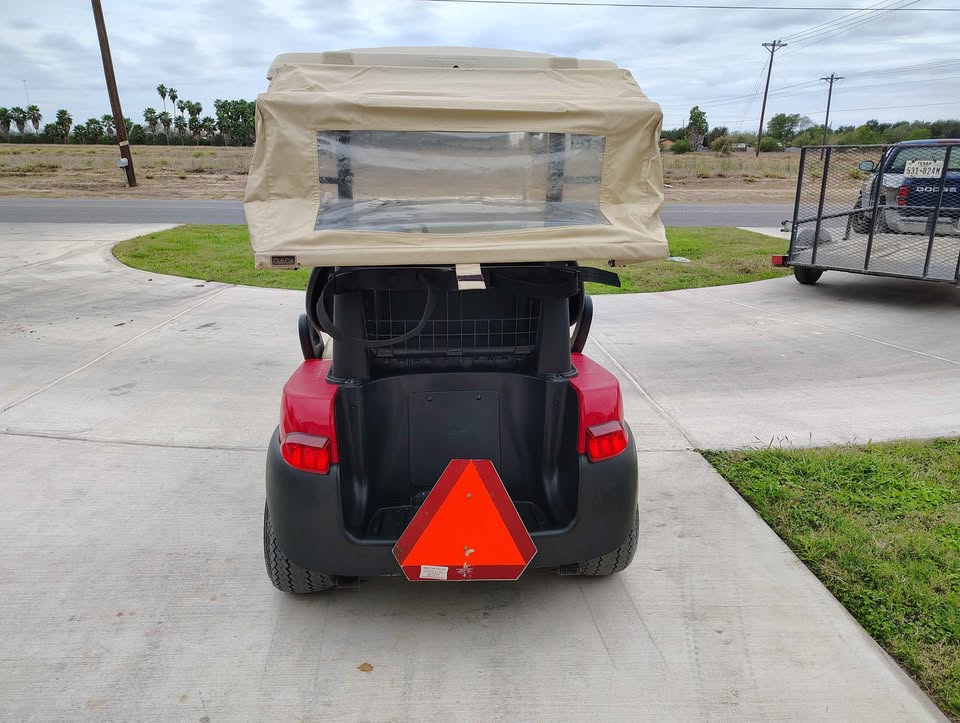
774,141,960,285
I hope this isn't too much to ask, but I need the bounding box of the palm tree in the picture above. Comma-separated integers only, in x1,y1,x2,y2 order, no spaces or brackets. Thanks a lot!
84,118,104,143
143,107,158,136
189,101,202,120
176,99,186,118
168,88,178,112
101,114,115,138
188,114,201,143
201,116,217,142
158,111,172,143
174,114,187,144
26,105,41,135
0,108,10,139
156,84,168,114
55,109,72,143
10,107,27,136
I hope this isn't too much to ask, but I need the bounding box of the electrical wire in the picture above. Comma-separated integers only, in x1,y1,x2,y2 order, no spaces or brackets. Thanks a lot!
782,0,921,54
422,0,958,8
780,0,899,41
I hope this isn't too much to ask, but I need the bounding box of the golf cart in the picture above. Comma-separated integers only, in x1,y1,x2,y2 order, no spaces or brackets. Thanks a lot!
245,48,668,592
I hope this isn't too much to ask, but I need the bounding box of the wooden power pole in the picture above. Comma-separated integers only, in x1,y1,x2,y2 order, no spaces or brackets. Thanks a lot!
91,0,136,187
820,73,843,147
755,39,787,157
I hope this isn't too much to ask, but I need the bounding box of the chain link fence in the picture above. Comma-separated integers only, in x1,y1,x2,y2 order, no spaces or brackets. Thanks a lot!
788,143,960,282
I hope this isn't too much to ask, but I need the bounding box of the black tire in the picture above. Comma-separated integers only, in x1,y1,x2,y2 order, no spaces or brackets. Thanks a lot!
852,197,872,234
793,266,824,285
577,507,639,576
264,502,336,593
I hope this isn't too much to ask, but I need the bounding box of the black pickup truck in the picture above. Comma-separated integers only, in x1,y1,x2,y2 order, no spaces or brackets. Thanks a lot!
853,139,960,235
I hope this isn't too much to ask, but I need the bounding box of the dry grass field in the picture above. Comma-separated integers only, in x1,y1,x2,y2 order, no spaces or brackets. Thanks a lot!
0,144,250,199
0,144,800,203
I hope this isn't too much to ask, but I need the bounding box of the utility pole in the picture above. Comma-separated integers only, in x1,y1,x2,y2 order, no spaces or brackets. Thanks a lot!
820,73,843,147
755,39,787,157
22,80,30,106
91,0,136,187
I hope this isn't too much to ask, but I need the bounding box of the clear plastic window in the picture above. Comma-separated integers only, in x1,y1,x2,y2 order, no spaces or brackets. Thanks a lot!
315,130,608,233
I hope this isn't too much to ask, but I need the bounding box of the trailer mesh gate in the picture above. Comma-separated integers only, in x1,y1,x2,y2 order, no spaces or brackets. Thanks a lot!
788,143,960,283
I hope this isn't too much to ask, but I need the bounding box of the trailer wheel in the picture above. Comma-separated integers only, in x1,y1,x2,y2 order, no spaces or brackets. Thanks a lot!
793,266,824,285
264,502,337,593
577,507,639,576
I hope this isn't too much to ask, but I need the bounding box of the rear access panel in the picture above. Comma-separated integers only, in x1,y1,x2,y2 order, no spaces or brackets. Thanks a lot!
408,390,500,491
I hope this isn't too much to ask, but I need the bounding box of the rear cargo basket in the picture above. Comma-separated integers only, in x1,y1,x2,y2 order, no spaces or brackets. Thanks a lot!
362,289,541,368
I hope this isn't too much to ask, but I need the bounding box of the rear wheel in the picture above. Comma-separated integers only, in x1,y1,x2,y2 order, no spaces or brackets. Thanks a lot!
264,502,336,593
793,266,824,285
577,507,639,576
852,197,872,234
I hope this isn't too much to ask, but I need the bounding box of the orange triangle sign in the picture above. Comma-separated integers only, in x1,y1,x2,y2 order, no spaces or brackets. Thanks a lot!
393,460,537,581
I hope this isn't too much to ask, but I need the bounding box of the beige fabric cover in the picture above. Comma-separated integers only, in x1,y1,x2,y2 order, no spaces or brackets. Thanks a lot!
245,49,667,268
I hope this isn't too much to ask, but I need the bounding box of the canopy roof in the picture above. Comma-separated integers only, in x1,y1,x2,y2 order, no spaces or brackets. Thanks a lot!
245,47,667,268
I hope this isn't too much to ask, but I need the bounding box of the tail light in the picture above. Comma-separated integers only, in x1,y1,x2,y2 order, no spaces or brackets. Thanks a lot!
586,421,628,462
897,186,909,207
280,433,331,474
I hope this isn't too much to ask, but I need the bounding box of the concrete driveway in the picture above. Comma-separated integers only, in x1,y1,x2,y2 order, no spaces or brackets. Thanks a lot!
0,223,951,721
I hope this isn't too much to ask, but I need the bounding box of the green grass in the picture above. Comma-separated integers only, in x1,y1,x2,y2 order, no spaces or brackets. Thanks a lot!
704,439,960,719
113,224,789,293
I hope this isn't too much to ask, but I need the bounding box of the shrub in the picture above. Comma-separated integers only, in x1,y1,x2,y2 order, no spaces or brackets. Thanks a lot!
671,139,692,154
709,135,731,153
759,137,780,152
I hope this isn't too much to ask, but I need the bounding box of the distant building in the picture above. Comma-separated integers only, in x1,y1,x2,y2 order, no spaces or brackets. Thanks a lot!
660,139,674,150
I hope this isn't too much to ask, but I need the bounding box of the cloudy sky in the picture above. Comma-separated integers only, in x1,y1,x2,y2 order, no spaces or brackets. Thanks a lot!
2,0,958,133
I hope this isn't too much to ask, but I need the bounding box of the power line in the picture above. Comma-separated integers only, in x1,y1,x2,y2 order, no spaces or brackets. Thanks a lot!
780,0,897,41
843,57,960,78
422,0,959,8
702,99,960,124
659,72,960,111
782,0,920,53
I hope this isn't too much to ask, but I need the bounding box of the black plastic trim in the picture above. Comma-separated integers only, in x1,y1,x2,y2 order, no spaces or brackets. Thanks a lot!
265,423,638,577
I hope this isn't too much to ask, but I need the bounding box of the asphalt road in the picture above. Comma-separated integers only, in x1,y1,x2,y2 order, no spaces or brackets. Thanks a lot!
0,222,951,720
0,197,793,227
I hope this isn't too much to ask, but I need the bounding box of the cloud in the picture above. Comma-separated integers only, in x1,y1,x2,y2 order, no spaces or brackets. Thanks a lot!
0,0,956,129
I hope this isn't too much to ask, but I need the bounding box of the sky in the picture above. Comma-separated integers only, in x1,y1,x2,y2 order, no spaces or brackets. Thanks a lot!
1,0,959,134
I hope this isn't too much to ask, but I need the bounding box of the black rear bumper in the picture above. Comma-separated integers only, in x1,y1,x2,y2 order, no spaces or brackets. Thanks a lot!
265,424,639,577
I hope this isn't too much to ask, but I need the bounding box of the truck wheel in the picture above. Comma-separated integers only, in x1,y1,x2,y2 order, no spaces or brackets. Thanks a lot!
264,502,336,593
852,198,872,234
793,266,824,285
577,507,639,576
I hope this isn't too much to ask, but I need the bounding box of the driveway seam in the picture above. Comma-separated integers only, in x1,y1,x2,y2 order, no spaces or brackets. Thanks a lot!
0,241,115,276
0,285,235,414
590,333,700,449
704,293,960,367
0,428,264,453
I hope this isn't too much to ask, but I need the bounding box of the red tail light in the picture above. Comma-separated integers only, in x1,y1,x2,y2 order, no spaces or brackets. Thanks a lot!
280,433,331,474
586,421,628,462
897,186,909,207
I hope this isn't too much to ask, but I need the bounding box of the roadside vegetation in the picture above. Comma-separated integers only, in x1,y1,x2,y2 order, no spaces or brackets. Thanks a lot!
705,439,960,719
112,225,789,293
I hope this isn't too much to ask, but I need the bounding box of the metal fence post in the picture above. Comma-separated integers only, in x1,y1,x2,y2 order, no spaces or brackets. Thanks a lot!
922,145,951,278
811,147,831,266
788,147,806,259
863,145,888,271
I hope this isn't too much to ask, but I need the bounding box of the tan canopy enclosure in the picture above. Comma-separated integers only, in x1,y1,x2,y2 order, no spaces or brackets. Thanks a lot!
245,47,668,268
